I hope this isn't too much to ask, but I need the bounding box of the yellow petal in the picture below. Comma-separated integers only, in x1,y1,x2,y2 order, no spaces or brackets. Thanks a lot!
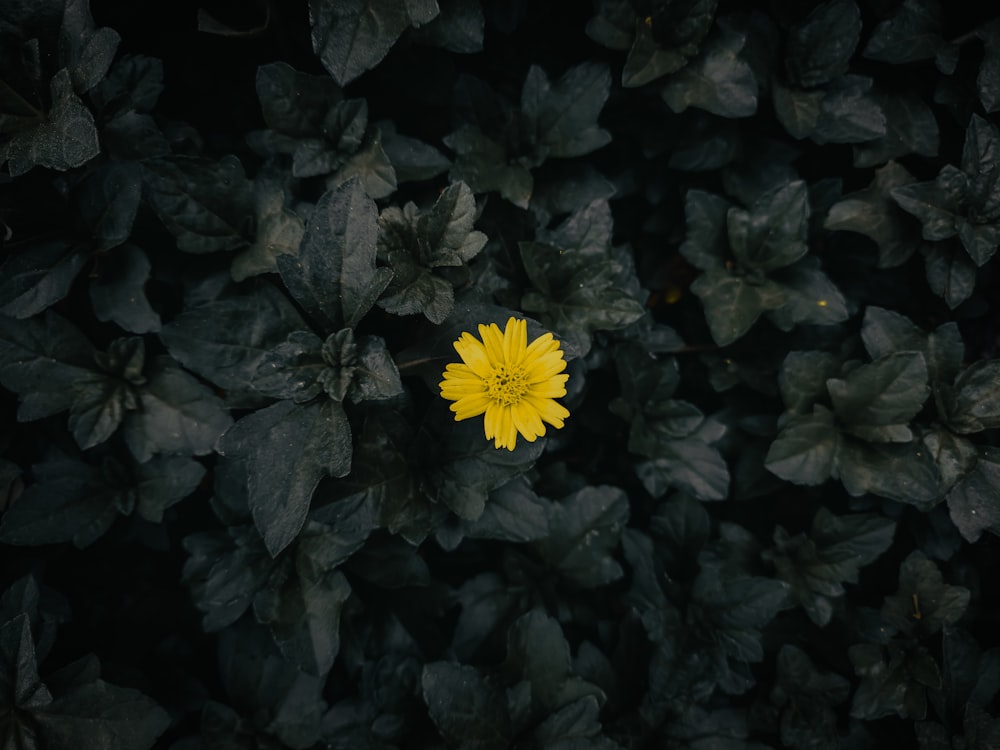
503,317,527,367
512,401,544,441
525,396,569,428
478,322,506,365
526,375,568,399
496,404,516,450
451,393,491,420
453,333,492,378
484,401,502,440
524,351,567,382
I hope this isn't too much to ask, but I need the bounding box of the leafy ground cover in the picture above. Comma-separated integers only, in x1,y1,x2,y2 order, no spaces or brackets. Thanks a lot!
2,0,1000,747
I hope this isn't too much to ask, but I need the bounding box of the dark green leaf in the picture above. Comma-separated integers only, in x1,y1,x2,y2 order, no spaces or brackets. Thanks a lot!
834,437,941,507
133,455,205,523
635,437,729,501
411,0,485,54
334,128,397,199
122,356,232,462
784,0,860,89
255,62,339,137
850,642,936,720
378,119,451,182
89,244,161,333
0,614,51,711
942,361,1000,433
0,241,88,319
690,270,786,346
77,162,142,251
772,79,823,139
142,155,253,254
533,695,615,749
946,447,1000,543
978,23,1000,112
533,485,629,588
218,399,352,556
159,279,305,404
811,75,887,145
853,90,939,167
881,551,970,638
521,62,611,158
621,17,688,88
923,242,977,310
251,330,326,403
862,307,964,387
766,407,839,485
462,477,549,543
827,352,928,441
231,168,306,282
729,180,810,272
277,178,391,331
2,69,99,177
863,0,957,73
309,0,437,86
891,179,957,242
678,189,730,272
825,162,920,268
772,644,850,748
661,26,757,119
768,257,848,331
0,311,96,422
779,350,841,415
58,0,120,93
422,662,510,750
445,124,533,208
254,568,351,677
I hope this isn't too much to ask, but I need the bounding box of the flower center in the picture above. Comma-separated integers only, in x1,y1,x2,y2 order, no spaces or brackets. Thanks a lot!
486,364,528,405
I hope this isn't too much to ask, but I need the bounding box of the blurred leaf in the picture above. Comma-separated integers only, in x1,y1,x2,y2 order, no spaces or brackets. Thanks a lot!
231,168,305,282
827,352,929,442
863,0,957,73
0,240,89,319
662,26,757,118
861,306,963,386
881,551,970,639
521,62,612,158
422,662,510,750
90,244,161,333
784,0,860,89
946,447,1000,543
771,644,851,748
853,90,939,168
941,361,1000,433
77,162,142,251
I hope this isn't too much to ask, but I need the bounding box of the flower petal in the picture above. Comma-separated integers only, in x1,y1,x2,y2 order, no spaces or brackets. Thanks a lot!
512,401,544,442
503,317,527,367
451,393,491,420
454,333,492,378
478,322,506,366
525,396,569,429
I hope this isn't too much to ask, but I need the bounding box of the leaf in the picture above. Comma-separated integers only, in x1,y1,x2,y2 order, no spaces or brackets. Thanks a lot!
779,350,841,415
861,306,963,386
834,437,941,507
0,614,52,711
253,568,351,677
533,485,629,588
729,180,810,272
58,0,121,93
811,75,887,145
463,477,549,543
159,280,305,403
881,551,970,638
277,178,391,331
946,447,1000,543
661,26,758,119
923,242,977,310
942,361,1000,433
251,330,327,403
255,62,339,136
978,23,1000,112
0,311,97,423
827,352,929,441
422,662,510,750
89,244,161,334
0,240,89,319
219,399,352,557
768,257,848,331
231,168,306,282
2,69,100,177
863,0,957,73
678,189,730,271
77,162,143,251
411,0,485,54
635,438,730,501
521,62,612,159
850,642,938,720
772,645,851,747
309,0,438,86
333,128,397,199
690,270,786,346
122,356,232,462
142,155,254,254
35,679,170,750
824,161,920,268
784,0,860,89
766,407,839,486
377,119,451,182
853,90,939,168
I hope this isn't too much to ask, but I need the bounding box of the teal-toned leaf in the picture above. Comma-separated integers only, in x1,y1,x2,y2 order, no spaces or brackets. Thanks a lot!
766,407,839,485
218,399,352,556
768,257,848,331
729,180,810,272
255,61,339,136
142,155,254,253
824,161,920,268
779,350,841,415
122,356,232,462
0,241,88,319
251,330,326,403
333,128,397,199
533,485,629,588
277,178,391,331
811,75,887,145
941,361,1000,433
850,642,938,720
946,447,1000,543
923,243,977,310
90,244,161,334
309,0,438,86
377,119,451,181
2,69,99,177
662,26,757,118
827,352,928,441
679,189,730,271
784,0,860,89
861,306,963,386
422,662,510,750
231,167,306,282
621,17,688,88
58,0,121,93
882,551,970,638
978,23,1000,112
891,178,958,241
690,270,786,346
0,614,52,712
636,438,730,501
834,437,941,507
772,79,823,139
521,62,611,159
411,0,485,54
853,90,939,168
463,477,549,543
863,0,957,73
35,679,170,750
77,162,142,252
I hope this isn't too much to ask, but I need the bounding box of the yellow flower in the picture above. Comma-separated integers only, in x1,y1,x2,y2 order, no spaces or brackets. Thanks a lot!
439,317,570,450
